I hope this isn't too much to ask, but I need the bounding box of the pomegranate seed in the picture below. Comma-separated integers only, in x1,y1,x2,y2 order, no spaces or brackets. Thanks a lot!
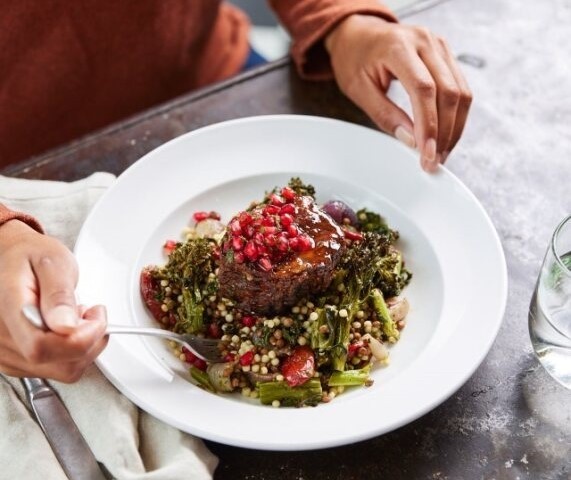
270,194,285,206
239,351,254,366
281,187,296,202
297,235,314,251
342,228,364,242
244,241,259,261
163,240,177,255
193,358,207,371
264,234,277,247
257,245,268,256
208,323,222,338
182,346,197,363
224,353,236,362
348,341,364,359
232,236,245,251
208,211,221,220
252,232,264,246
238,212,253,227
276,235,289,252
263,205,280,216
279,204,295,215
242,315,256,327
243,225,255,238
212,246,221,260
258,257,272,271
234,251,245,263
288,237,300,250
262,226,277,236
288,225,299,237
261,216,275,227
193,211,209,222
280,213,294,227
230,219,242,235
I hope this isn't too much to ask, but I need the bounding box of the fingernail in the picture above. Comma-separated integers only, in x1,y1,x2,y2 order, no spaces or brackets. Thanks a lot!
394,126,416,149
49,305,78,328
422,138,437,170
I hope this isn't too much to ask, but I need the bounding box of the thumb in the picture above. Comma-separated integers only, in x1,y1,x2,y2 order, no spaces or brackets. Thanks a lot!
34,255,79,334
42,295,78,334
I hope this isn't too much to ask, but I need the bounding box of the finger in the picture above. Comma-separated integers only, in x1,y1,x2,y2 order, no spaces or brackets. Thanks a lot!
32,249,79,333
0,353,99,383
82,304,107,323
0,364,30,378
386,46,439,171
0,309,107,380
0,261,44,353
417,39,461,157
20,318,108,364
77,304,89,318
81,305,109,359
436,38,473,155
344,70,416,149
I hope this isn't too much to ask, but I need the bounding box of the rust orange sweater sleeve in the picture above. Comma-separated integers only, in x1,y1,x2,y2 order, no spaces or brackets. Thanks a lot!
0,204,44,233
269,0,398,80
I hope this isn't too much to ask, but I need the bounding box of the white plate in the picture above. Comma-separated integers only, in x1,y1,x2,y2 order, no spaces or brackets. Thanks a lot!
75,115,507,450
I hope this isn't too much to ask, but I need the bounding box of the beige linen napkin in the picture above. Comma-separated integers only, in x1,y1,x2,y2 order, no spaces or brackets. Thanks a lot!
0,173,218,480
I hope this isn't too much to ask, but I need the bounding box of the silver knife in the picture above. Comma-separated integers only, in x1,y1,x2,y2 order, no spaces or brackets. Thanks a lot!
21,377,111,480
21,305,112,478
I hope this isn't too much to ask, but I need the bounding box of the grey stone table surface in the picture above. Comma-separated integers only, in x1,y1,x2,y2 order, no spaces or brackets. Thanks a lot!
3,0,570,478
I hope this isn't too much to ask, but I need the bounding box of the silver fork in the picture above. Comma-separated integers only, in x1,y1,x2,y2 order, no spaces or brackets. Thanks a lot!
22,305,224,363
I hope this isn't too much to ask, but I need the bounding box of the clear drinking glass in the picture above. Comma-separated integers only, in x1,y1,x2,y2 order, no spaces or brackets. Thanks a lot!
529,214,571,388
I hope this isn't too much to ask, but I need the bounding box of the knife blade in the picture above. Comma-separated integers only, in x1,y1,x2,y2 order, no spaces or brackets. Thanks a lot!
21,377,110,480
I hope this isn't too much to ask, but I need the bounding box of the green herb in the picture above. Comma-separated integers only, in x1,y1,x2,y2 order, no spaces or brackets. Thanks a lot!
288,177,316,199
282,322,303,346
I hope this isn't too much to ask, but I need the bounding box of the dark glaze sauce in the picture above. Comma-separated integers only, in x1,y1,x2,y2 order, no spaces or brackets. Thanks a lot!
275,196,344,277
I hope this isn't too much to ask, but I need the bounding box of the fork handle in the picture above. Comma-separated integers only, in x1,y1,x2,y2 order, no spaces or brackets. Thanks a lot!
104,325,211,362
22,305,207,362
106,325,186,346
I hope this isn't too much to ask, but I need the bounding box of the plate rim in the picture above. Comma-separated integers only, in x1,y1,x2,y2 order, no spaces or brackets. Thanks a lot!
76,114,508,450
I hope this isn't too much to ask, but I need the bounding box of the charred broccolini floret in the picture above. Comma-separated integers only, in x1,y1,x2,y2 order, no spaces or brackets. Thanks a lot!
157,238,218,334
313,232,411,370
287,177,316,199
357,208,398,240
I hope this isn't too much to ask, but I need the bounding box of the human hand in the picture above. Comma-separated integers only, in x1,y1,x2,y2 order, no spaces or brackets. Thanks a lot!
0,220,108,382
325,14,472,172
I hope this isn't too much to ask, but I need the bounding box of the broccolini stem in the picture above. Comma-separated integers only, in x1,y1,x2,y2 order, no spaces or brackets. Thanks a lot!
258,379,323,407
190,366,215,392
328,365,372,386
179,287,205,334
331,303,360,371
371,288,400,340
310,307,336,351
